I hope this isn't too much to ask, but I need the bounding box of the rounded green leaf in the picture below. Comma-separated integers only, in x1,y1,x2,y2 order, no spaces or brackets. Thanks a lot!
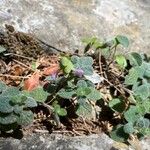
76,102,92,118
57,88,76,99
109,98,126,113
123,123,135,134
116,35,129,48
0,113,17,125
128,52,142,66
110,125,129,142
115,54,127,69
124,106,141,123
17,110,34,126
60,56,74,74
124,68,139,85
54,104,67,116
27,86,49,102
76,87,91,97
0,97,14,113
25,97,37,108
86,88,102,101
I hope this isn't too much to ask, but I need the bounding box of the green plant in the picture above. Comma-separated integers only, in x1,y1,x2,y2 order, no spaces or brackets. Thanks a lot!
0,81,38,131
45,55,102,119
83,36,150,142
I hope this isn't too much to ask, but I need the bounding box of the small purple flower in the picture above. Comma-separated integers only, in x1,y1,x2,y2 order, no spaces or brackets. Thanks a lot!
74,68,84,78
51,73,57,80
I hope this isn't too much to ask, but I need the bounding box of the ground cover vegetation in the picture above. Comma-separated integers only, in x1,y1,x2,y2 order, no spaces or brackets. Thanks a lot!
0,25,149,143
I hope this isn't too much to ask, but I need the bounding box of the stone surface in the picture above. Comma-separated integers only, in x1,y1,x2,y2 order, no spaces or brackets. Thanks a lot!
0,133,149,150
0,0,150,54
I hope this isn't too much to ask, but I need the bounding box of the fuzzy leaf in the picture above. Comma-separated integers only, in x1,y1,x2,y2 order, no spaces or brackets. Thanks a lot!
86,87,102,101
124,68,139,85
0,113,17,125
13,105,23,114
135,118,150,129
1,87,20,97
25,97,37,108
128,52,143,66
57,88,76,99
11,95,27,105
76,102,92,118
54,104,67,116
0,81,7,93
71,56,94,75
134,85,150,100
116,35,129,48
17,110,34,126
124,106,141,123
0,97,14,113
110,125,129,142
115,54,127,69
24,86,49,102
109,98,126,113
77,80,87,88
123,123,135,134
76,87,91,97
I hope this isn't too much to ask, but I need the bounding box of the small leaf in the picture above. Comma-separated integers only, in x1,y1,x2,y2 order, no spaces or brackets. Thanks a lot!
115,54,127,69
54,104,67,116
13,105,23,114
1,87,20,97
17,110,34,126
0,97,14,113
86,87,102,101
24,72,40,91
11,95,27,105
124,68,139,85
116,35,129,48
135,118,150,129
60,56,74,74
110,125,129,142
124,106,141,123
0,113,17,125
76,87,91,97
57,88,76,99
128,52,143,66
134,85,149,100
109,98,126,113
123,123,135,134
76,102,92,118
0,45,6,53
24,86,49,102
77,80,87,88
25,97,37,108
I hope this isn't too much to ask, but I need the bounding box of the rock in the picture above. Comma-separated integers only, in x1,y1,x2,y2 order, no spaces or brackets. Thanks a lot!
0,0,150,54
0,133,149,150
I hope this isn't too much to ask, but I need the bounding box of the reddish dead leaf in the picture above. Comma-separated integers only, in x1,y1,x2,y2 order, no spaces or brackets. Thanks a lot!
43,64,60,76
24,72,40,91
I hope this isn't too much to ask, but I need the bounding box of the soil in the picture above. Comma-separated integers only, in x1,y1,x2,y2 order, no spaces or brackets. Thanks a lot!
0,25,129,138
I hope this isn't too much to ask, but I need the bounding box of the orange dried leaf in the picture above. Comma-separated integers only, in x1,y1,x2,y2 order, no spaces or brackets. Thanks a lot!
43,64,60,76
24,72,40,91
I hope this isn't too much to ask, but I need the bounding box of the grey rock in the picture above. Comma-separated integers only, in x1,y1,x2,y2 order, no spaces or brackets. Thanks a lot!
0,0,150,54
0,133,150,150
